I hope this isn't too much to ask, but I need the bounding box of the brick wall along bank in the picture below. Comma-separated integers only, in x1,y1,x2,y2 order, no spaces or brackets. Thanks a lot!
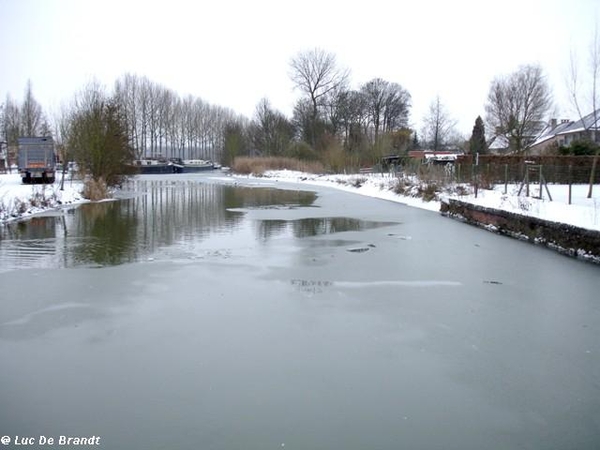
440,199,600,264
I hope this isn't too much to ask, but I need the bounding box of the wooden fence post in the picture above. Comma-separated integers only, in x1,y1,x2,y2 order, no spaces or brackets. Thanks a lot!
568,165,572,205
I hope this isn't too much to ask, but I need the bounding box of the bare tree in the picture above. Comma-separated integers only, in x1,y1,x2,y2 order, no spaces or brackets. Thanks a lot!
223,119,247,166
2,95,21,146
52,103,75,189
361,79,386,140
289,48,349,147
248,98,293,156
344,90,370,154
322,88,371,157
1,81,46,141
156,86,175,157
114,73,141,157
383,82,411,133
66,81,134,189
567,23,600,198
291,98,317,145
113,73,243,164
168,96,183,158
359,78,411,152
422,95,457,151
21,80,45,136
322,85,351,137
485,64,552,152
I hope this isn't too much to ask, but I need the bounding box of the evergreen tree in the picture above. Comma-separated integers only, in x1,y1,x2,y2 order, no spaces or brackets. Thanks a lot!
469,116,487,154
411,131,420,150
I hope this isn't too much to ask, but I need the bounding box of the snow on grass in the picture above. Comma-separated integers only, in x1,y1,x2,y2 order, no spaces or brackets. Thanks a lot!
454,184,600,231
0,173,86,223
243,170,600,231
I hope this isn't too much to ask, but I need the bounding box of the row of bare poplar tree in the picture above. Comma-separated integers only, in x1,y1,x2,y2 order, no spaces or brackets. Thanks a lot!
0,76,244,165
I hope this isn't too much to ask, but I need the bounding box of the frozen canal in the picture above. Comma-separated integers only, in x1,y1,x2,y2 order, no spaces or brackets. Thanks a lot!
1,174,599,449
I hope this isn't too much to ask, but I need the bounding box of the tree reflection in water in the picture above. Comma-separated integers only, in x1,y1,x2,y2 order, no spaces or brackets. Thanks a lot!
0,179,396,270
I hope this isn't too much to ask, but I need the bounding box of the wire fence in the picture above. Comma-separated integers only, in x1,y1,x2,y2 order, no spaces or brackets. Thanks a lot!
367,159,600,205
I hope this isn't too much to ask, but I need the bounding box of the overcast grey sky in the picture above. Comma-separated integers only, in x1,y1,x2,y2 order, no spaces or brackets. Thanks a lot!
1,0,598,135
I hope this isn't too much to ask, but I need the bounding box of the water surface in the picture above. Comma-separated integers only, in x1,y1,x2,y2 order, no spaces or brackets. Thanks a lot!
0,178,392,271
1,174,599,450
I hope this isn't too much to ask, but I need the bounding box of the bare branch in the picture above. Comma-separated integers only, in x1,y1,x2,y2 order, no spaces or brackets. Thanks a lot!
485,64,552,152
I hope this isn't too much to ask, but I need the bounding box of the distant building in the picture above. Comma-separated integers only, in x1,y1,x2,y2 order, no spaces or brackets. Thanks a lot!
528,110,600,154
487,135,510,153
407,150,460,163
487,120,547,154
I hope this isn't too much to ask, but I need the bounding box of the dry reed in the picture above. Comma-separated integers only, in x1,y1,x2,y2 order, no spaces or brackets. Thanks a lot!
232,157,325,175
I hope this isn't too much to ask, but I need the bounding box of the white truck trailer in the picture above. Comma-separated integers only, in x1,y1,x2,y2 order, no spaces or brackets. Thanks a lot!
17,136,56,184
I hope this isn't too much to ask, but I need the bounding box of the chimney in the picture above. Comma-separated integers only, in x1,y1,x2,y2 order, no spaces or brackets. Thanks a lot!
550,118,557,129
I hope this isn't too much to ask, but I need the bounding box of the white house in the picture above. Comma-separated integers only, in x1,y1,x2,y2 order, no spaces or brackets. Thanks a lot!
528,110,600,154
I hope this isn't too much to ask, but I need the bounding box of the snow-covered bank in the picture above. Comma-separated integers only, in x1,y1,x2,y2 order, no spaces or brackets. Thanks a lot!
0,173,86,223
240,170,600,232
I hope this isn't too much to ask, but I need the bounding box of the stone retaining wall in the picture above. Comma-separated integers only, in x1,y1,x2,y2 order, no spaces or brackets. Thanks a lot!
440,199,600,264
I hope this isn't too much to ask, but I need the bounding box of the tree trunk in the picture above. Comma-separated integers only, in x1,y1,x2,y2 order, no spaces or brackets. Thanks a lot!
588,148,598,198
